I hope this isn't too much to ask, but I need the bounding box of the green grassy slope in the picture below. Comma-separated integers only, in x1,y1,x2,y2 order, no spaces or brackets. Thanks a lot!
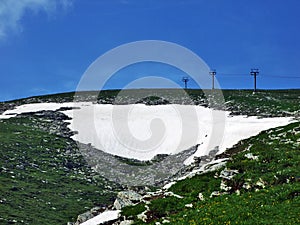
0,115,120,224
122,122,300,224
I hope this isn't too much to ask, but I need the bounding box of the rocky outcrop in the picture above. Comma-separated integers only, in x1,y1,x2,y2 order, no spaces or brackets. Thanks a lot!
79,143,198,187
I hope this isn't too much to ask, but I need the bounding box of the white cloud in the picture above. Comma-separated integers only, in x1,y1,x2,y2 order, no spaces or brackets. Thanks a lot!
0,0,72,40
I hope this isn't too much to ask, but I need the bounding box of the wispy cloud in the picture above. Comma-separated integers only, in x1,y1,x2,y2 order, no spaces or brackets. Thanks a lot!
0,0,73,40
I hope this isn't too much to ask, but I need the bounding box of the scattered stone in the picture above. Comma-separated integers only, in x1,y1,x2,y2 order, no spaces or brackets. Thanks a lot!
210,191,222,198
219,168,239,180
244,153,259,160
242,182,251,190
255,178,266,188
198,193,205,201
164,191,183,199
137,211,148,222
185,203,193,208
119,220,134,225
220,180,232,191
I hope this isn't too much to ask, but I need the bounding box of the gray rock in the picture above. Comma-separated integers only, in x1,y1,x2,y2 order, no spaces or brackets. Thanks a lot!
90,206,103,216
114,198,132,210
113,191,142,210
208,147,219,157
118,190,142,202
83,143,198,186
210,191,228,198
219,168,239,180
75,211,93,224
119,220,134,225
198,193,205,201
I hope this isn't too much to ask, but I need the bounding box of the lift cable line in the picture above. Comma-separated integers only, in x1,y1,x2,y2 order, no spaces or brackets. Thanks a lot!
209,69,217,90
260,75,300,79
216,73,300,79
182,77,190,89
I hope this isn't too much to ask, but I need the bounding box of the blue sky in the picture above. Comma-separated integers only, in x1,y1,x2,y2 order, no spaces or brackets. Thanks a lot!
0,0,300,101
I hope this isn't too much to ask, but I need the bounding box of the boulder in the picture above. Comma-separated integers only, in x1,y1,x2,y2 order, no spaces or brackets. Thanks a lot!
113,191,142,210
75,211,93,224
114,198,132,210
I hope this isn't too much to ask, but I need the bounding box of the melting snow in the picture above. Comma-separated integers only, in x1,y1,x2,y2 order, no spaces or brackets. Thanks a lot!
79,210,120,225
0,103,75,119
0,102,294,164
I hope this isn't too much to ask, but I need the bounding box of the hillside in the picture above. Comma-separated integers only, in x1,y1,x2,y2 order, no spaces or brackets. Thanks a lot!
0,89,299,224
120,121,300,224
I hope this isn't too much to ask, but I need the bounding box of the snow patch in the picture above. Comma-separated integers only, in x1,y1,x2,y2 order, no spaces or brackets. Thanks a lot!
0,103,75,119
79,210,120,225
0,102,294,164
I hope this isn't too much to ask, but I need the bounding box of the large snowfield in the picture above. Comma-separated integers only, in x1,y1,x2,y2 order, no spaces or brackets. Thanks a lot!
0,102,293,164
